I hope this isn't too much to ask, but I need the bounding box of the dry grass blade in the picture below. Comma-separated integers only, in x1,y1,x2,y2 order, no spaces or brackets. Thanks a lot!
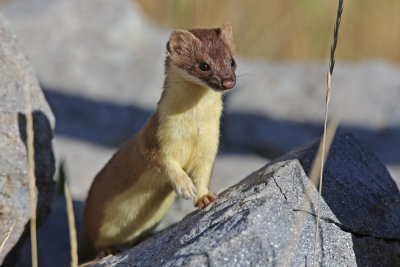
313,1,343,266
23,73,38,267
281,119,339,266
329,0,343,76
0,221,16,254
65,181,78,267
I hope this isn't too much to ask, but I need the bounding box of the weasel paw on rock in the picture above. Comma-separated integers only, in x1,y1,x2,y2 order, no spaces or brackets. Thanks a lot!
195,192,217,210
97,247,120,259
173,176,197,200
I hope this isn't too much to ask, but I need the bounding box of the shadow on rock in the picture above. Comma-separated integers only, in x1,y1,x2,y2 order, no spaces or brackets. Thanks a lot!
18,111,56,224
297,134,400,265
3,111,55,267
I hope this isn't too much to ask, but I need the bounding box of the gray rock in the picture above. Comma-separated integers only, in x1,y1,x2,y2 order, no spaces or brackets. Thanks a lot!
0,15,55,265
91,133,400,267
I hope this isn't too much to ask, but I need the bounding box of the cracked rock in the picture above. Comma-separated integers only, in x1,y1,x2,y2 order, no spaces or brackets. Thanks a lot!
0,15,55,266
91,133,400,266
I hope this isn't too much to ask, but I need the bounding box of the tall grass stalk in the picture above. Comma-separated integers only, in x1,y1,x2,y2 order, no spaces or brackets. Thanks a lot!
23,72,38,267
64,181,78,267
313,1,343,266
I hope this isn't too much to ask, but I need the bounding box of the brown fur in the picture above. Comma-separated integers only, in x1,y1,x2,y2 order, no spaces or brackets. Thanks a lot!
167,24,236,90
83,113,160,245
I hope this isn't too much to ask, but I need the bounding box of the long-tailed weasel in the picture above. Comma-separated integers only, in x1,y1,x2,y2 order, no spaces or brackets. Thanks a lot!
82,22,237,257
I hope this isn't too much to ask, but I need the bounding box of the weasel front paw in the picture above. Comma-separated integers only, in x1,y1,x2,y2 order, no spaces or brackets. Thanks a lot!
97,247,120,258
172,175,197,200
195,192,217,210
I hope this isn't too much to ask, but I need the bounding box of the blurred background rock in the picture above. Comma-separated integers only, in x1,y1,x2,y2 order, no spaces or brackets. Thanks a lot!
0,0,399,265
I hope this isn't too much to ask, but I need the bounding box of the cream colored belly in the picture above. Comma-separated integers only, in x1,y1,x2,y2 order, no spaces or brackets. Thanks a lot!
96,168,176,248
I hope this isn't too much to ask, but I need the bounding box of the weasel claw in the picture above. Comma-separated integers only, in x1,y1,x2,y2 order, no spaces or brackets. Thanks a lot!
195,192,217,210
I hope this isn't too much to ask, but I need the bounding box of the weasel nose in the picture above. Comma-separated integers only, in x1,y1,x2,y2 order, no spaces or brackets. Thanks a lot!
221,79,235,89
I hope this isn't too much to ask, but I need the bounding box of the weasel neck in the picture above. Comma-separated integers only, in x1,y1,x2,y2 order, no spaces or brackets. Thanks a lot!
157,63,222,116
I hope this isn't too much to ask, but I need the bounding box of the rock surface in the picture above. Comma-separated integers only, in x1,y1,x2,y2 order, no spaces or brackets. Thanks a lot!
0,15,55,265
92,133,400,267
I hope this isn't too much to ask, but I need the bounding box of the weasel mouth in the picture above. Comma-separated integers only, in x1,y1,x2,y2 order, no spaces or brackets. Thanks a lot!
212,86,234,92
205,79,235,92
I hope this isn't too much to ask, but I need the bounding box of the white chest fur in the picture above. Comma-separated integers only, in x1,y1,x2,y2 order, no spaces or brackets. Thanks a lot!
157,65,223,169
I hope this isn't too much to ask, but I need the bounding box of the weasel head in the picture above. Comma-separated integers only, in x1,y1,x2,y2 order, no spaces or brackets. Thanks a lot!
166,22,237,92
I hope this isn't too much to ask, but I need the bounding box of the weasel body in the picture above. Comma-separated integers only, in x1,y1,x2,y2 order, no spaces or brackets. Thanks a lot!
83,22,237,256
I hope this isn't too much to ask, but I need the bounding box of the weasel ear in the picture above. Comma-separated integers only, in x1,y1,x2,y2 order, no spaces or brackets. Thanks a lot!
167,30,199,63
220,21,235,54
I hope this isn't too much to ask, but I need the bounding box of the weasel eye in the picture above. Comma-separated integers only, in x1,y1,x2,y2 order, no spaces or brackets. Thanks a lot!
231,58,236,67
199,62,211,71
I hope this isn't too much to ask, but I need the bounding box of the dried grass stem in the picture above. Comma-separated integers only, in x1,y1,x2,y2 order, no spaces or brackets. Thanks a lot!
313,1,343,266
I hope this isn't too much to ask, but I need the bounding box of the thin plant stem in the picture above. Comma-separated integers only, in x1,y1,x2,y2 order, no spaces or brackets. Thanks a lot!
24,73,38,267
65,181,78,267
313,1,343,266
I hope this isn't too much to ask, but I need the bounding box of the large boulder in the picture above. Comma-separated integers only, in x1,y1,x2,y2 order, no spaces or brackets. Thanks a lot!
92,133,400,266
0,15,55,265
